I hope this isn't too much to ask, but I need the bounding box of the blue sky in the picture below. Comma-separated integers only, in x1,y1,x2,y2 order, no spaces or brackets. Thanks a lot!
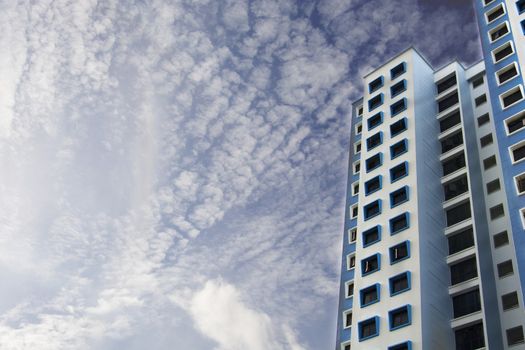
0,1,480,349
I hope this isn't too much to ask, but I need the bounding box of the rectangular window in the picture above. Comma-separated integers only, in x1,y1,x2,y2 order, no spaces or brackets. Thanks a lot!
390,118,407,137
480,133,493,147
502,291,519,311
472,75,484,88
362,226,381,247
353,161,360,175
493,42,514,63
448,227,474,255
360,284,380,307
489,21,509,42
358,106,363,117
510,141,525,163
391,80,407,98
361,254,380,276
365,175,381,195
444,175,469,201
352,181,359,196
515,173,525,194
507,326,525,346
438,92,459,113
389,271,411,296
522,19,525,34
389,305,411,330
505,110,525,135
453,289,481,318
455,322,485,350
366,153,382,172
446,201,471,227
494,231,509,248
366,132,382,151
368,112,383,130
346,281,354,298
498,260,514,278
390,98,407,117
440,110,461,133
477,113,490,126
490,203,505,220
390,162,408,183
437,74,457,94
475,94,487,107
390,186,409,207
483,155,497,170
390,212,409,234
363,200,381,220
450,256,478,285
497,63,518,85
358,317,379,341
443,152,466,176
347,254,356,270
369,76,384,93
501,86,524,109
486,178,501,194
350,204,358,219
354,141,361,154
390,241,410,264
517,0,525,13
388,341,412,350
368,94,383,112
344,311,352,328
391,62,406,80
355,122,362,135
441,131,463,154
390,139,408,159
486,4,505,24
349,227,357,243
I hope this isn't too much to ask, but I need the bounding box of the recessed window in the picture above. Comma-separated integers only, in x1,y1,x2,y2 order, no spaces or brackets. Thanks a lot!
440,110,461,133
368,112,383,130
486,4,505,24
517,0,525,14
520,208,525,228
500,85,524,109
493,41,514,64
390,118,407,137
496,63,518,85
349,227,357,243
368,94,384,112
437,74,457,94
366,153,382,172
443,175,469,201
353,161,360,175
391,98,407,117
498,260,514,278
438,92,459,113
347,254,356,270
366,132,382,151
502,291,519,311
355,122,363,135
390,212,409,234
390,186,409,207
391,80,407,98
361,254,380,276
388,341,412,350
453,288,481,318
391,139,408,159
507,326,525,346
346,281,354,298
358,105,363,117
505,110,525,135
389,305,411,331
446,201,471,227
486,178,501,194
352,181,359,196
480,133,493,147
389,271,411,296
522,19,525,34
443,152,466,176
343,310,353,329
472,75,484,88
490,203,505,220
510,140,525,163
362,226,381,247
448,227,474,255
390,241,410,264
483,155,497,170
350,204,358,219
390,162,408,183
475,94,487,107
515,173,525,194
493,230,509,248
450,256,478,285
489,21,509,42
363,200,381,220
358,316,379,341
365,175,381,195
441,131,463,153
484,0,494,6
391,62,406,80
354,141,361,154
360,283,380,307
477,113,490,126
455,322,485,350
369,76,384,93
342,342,351,350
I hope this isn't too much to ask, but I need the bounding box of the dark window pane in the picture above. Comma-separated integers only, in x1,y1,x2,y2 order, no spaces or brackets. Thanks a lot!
487,5,504,22
490,204,505,220
441,131,463,153
444,175,468,201
491,23,509,41
391,139,407,159
494,231,509,248
512,144,525,162
507,326,525,346
390,163,408,182
498,260,514,278
446,201,471,227
450,256,477,285
363,226,380,246
440,110,461,132
366,154,382,172
448,227,474,255
472,76,484,88
443,153,466,176
437,75,457,94
486,178,501,194
453,289,481,318
391,63,406,79
455,322,485,350
477,113,490,126
483,155,497,170
369,76,383,93
503,89,523,107
390,118,407,137
390,213,409,233
499,65,518,84
368,112,382,130
365,176,381,194
475,94,487,106
495,43,513,62
507,111,525,134
502,291,519,310
390,272,410,295
480,133,493,147
438,92,459,113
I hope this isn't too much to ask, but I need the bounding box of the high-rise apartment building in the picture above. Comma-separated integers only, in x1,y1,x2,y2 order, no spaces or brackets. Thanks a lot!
335,1,525,349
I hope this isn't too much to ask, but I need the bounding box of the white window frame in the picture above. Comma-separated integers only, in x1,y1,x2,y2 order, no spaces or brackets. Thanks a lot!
492,41,515,64
499,85,524,110
355,122,362,136
350,203,359,219
488,21,510,43
509,139,525,164
354,141,362,154
520,208,525,229
345,280,354,298
348,227,357,244
357,105,363,117
514,172,525,196
504,109,525,136
343,310,353,329
341,341,351,350
496,61,519,86
353,160,360,175
347,253,356,271
485,3,506,24
352,181,359,196
483,0,495,7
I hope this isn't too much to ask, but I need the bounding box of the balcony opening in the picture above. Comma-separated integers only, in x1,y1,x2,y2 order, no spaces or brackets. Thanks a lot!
453,288,481,318
448,226,474,255
436,74,457,94
439,110,461,133
455,322,485,350
450,256,477,285
438,92,459,113
442,152,466,176
443,175,469,201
